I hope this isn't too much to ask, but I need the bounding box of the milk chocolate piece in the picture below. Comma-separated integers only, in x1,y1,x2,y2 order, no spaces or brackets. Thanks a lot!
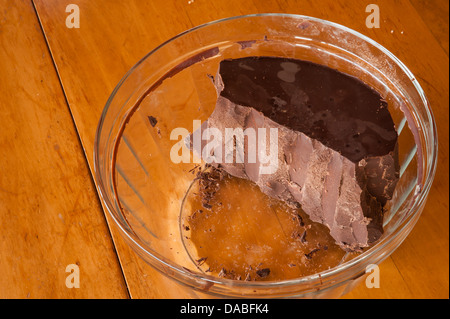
191,57,399,251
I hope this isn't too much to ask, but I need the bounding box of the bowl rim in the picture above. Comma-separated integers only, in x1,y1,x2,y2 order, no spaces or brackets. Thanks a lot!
93,13,439,293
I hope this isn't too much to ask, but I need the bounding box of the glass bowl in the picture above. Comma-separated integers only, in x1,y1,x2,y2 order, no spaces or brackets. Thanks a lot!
94,14,438,298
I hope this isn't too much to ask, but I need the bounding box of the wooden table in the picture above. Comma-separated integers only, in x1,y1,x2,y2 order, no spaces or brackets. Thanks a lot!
0,0,448,299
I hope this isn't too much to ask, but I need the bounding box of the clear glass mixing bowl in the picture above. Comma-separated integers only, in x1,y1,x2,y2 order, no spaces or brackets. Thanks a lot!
94,14,438,298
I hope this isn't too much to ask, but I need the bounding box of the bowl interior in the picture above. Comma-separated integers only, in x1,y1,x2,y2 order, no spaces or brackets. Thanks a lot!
95,14,436,298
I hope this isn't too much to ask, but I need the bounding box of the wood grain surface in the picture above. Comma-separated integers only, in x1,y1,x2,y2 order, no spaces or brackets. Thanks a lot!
0,0,128,298
1,0,448,298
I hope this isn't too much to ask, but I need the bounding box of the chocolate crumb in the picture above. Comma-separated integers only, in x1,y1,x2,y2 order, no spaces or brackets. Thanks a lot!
202,202,212,209
196,257,207,266
305,248,321,260
188,165,200,174
296,213,305,227
148,116,158,127
218,268,226,278
297,21,312,29
256,268,271,278
299,230,307,243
